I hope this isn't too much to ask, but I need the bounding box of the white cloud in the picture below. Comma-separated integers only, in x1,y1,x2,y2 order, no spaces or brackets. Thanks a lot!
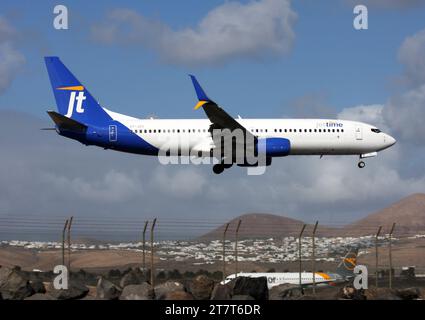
398,28,425,86
41,170,144,203
0,42,25,94
384,84,425,145
151,166,207,199
91,0,297,66
0,17,25,94
381,28,425,146
286,92,336,118
0,17,17,41
338,104,388,131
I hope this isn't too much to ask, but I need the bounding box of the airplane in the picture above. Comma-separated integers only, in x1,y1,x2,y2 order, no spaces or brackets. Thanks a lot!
44,57,396,174
221,248,359,289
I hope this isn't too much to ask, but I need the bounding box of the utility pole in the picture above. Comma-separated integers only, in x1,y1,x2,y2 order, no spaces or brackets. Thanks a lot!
67,216,73,272
389,222,396,289
311,221,319,295
234,220,242,276
62,219,69,266
298,224,306,291
375,226,382,288
150,218,157,288
142,220,149,273
222,223,230,281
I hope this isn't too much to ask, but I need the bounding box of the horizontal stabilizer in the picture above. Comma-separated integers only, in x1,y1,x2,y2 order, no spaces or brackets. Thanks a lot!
47,111,87,133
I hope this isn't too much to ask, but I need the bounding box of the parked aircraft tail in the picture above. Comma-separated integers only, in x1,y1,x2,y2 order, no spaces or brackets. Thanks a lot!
336,247,359,279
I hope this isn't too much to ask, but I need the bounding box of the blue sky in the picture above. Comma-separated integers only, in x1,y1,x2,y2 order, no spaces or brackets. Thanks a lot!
1,1,425,240
1,0,424,120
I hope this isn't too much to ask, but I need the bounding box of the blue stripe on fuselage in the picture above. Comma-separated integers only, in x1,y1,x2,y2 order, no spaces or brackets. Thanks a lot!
58,120,159,155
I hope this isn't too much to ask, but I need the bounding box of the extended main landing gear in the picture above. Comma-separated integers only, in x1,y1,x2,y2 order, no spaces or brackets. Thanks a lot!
213,163,233,174
213,164,224,174
358,161,366,169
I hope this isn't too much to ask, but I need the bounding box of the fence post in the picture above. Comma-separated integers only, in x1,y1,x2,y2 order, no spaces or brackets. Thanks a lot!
388,222,396,289
235,220,242,276
142,220,149,273
375,226,382,288
67,216,73,272
150,218,157,288
311,221,319,295
222,223,230,281
298,224,306,290
62,219,69,266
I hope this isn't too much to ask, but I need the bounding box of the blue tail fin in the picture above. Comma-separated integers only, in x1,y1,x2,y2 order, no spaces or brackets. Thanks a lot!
44,57,111,126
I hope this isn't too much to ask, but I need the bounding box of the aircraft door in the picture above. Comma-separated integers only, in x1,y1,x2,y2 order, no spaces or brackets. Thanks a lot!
109,125,117,142
355,126,363,140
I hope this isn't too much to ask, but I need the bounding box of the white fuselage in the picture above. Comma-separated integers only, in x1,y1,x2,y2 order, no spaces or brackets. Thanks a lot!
104,108,396,157
222,272,341,289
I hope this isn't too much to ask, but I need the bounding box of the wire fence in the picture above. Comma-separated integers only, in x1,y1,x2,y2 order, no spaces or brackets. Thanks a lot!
1,214,424,272
0,214,424,240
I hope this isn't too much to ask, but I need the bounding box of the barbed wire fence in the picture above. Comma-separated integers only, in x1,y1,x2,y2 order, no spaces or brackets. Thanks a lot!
0,214,424,275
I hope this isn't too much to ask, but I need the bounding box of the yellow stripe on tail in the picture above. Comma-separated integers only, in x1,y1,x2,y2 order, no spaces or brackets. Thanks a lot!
194,100,208,110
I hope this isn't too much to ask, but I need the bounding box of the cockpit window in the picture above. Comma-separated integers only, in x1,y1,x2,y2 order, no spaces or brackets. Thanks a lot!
371,128,381,133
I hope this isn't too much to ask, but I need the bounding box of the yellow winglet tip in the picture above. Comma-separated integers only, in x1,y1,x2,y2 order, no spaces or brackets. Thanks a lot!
194,100,207,110
56,85,85,91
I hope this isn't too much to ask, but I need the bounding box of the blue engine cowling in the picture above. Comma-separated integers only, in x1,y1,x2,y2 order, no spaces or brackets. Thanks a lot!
257,138,291,157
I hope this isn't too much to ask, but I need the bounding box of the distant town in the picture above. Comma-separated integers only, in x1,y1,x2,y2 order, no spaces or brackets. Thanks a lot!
5,234,425,266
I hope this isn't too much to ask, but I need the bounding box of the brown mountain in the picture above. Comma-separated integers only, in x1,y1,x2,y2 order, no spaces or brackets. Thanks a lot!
343,193,425,236
198,213,334,240
199,194,425,240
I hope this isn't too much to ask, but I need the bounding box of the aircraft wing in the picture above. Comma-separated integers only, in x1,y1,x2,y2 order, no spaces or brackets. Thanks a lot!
189,75,257,159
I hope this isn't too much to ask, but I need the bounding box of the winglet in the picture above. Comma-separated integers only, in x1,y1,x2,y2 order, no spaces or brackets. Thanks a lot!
189,75,213,110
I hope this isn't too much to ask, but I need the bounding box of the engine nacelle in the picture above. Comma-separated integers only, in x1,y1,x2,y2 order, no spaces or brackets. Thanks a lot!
257,138,291,157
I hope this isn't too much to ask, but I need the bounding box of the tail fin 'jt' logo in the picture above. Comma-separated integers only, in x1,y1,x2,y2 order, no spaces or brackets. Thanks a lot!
57,86,86,118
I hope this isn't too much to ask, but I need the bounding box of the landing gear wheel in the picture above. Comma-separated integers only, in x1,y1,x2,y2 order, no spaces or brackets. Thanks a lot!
358,161,365,169
213,164,225,174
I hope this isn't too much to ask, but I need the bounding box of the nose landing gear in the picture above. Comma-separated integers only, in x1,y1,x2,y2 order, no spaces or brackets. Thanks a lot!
358,161,365,169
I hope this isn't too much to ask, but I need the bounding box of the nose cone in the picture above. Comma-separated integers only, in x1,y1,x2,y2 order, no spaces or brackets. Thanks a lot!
385,134,396,147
